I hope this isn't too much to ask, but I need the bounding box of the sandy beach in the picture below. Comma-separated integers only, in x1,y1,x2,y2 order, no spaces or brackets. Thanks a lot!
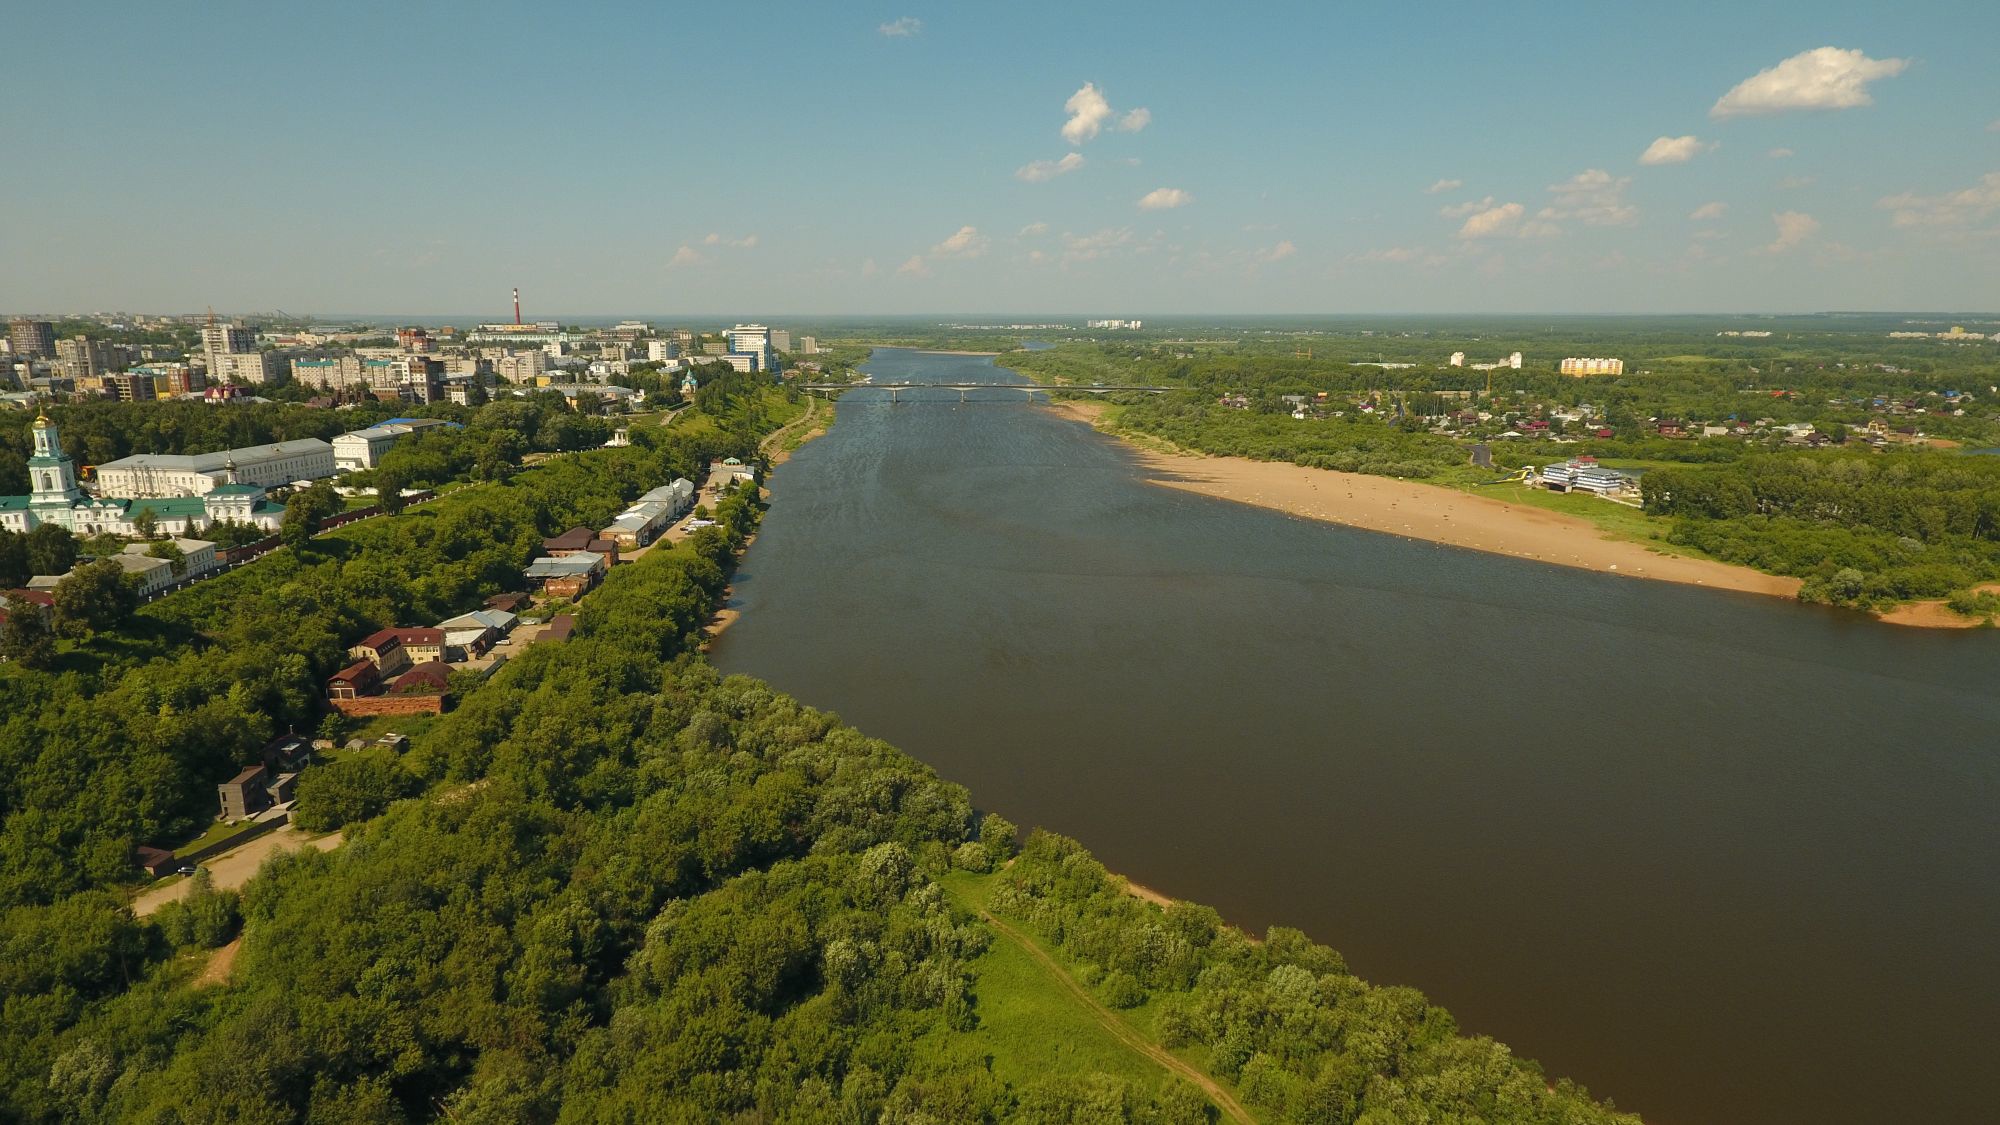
1139,450,1802,597
1046,399,1802,600
1047,401,2000,629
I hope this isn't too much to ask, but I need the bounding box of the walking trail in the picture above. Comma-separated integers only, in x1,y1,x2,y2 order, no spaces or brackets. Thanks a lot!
977,907,1254,1124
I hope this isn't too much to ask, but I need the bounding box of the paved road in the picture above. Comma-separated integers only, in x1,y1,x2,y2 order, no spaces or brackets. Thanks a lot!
132,826,342,917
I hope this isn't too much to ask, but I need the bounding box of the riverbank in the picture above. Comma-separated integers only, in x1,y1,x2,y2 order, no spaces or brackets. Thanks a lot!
1050,399,1804,596
1049,400,2000,629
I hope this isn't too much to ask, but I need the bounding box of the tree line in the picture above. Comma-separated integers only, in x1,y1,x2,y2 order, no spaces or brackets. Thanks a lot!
1640,453,2000,607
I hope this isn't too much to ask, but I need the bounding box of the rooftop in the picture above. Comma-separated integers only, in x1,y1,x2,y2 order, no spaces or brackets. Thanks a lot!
96,437,332,473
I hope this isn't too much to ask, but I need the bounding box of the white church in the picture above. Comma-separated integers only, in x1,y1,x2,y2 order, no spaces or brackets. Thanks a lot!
0,412,288,538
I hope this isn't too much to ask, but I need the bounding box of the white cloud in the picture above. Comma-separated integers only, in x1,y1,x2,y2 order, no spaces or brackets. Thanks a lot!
1354,246,1434,264
930,225,989,258
1137,187,1193,210
1019,221,1049,237
1878,172,2000,228
1458,202,1525,239
1639,135,1712,165
1117,108,1151,133
1989,120,2000,133
1543,169,1637,226
1258,240,1298,263
1060,227,1135,263
878,17,922,37
1439,195,1496,218
703,232,758,248
1776,175,1815,190
1711,47,1909,119
1768,147,1796,158
1425,178,1464,195
860,258,880,278
1763,211,1820,253
667,245,703,268
896,255,930,276
1061,83,1115,145
1690,201,1729,221
1015,152,1085,183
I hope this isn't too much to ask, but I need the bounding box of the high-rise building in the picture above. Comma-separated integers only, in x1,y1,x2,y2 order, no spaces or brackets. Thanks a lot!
1559,357,1624,377
726,324,775,373
291,355,365,389
496,349,548,383
1449,352,1465,367
1508,352,1523,370
211,351,276,384
798,336,818,355
769,329,792,352
8,319,56,359
646,339,680,362
202,321,258,382
134,362,203,395
106,373,159,402
55,336,114,380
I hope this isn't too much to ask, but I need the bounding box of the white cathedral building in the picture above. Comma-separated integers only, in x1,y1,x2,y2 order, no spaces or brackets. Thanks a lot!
0,413,288,538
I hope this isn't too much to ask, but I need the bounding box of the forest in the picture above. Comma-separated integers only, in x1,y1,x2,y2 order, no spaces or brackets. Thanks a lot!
1639,453,2000,606
0,366,1642,1122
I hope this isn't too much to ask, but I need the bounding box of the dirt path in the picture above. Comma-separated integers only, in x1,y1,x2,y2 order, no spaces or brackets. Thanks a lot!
761,395,826,464
196,938,241,986
978,908,1254,1124
132,827,343,917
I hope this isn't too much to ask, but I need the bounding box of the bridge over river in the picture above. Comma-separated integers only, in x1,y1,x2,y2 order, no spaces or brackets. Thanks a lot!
798,381,1173,402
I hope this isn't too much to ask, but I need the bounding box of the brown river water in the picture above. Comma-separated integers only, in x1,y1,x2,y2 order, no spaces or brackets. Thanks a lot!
713,349,2000,1124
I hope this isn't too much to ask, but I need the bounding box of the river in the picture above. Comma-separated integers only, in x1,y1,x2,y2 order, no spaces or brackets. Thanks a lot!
712,348,2000,1125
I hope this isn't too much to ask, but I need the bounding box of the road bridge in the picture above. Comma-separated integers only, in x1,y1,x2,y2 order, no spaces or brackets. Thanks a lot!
798,382,1174,403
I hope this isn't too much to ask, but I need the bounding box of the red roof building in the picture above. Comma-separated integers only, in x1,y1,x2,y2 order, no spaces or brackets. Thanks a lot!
327,659,381,700
393,660,450,694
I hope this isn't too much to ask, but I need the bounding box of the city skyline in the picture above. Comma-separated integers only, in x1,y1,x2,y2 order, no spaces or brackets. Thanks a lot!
3,0,1996,314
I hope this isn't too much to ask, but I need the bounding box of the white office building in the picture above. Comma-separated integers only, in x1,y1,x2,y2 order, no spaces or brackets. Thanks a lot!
332,418,452,471
96,438,336,498
1539,458,1630,495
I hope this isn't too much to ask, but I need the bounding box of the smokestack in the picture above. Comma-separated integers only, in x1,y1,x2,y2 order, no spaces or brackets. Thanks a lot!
513,287,521,325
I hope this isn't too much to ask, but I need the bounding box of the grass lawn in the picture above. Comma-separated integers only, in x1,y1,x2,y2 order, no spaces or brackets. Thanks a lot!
172,818,261,858
1461,480,1715,560
334,712,438,746
937,870,1175,1091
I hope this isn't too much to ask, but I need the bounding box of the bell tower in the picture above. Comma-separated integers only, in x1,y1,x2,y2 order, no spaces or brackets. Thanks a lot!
28,409,85,506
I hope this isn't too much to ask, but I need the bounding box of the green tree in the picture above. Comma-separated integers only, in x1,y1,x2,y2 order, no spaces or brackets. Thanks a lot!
0,531,29,589
51,559,139,638
23,523,78,577
146,539,187,576
280,481,340,550
0,595,56,667
377,471,407,516
293,749,419,831
132,507,159,540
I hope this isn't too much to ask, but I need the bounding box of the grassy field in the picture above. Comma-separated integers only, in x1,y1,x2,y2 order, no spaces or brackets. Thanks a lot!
172,818,261,858
938,871,1180,1091
1456,479,1717,560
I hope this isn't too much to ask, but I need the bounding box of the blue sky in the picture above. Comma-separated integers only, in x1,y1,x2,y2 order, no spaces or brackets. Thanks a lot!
3,1,1996,315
